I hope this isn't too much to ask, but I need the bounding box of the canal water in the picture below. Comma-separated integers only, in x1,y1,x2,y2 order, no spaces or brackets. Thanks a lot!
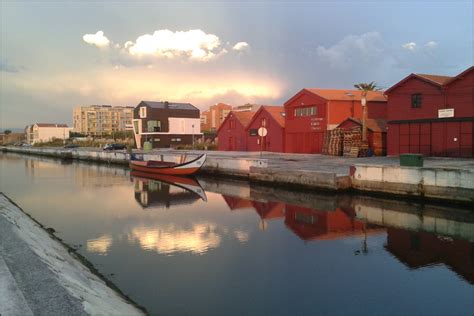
1,153,473,315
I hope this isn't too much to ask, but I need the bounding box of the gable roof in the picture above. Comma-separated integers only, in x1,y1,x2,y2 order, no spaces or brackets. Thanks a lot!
139,101,198,111
416,74,453,85
246,106,285,129
217,110,257,133
385,72,457,94
306,89,387,102
444,66,474,86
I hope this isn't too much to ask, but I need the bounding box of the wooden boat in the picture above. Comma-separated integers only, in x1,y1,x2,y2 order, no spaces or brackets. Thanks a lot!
129,153,206,176
130,171,207,202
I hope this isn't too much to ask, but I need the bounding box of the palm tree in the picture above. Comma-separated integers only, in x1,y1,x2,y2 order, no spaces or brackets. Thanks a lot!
354,82,381,143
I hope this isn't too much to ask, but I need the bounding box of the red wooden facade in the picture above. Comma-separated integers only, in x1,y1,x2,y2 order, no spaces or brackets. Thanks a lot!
337,118,387,156
386,66,474,157
284,89,387,153
217,111,256,151
246,106,285,152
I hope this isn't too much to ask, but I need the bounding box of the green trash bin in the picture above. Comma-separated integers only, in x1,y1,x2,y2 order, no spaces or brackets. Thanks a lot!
143,141,153,152
399,154,423,167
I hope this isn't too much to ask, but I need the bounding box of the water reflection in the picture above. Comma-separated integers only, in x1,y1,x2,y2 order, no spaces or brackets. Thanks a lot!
131,171,207,209
128,223,221,255
2,153,473,315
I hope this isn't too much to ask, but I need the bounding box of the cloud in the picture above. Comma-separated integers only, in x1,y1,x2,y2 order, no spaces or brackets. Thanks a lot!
126,29,224,61
233,42,250,51
402,42,417,51
83,31,110,48
425,41,438,48
316,32,384,69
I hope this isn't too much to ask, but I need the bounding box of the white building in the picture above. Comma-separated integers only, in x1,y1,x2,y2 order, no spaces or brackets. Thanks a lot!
25,123,72,144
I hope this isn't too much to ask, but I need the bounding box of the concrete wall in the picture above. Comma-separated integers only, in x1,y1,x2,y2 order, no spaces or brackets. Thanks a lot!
351,164,474,202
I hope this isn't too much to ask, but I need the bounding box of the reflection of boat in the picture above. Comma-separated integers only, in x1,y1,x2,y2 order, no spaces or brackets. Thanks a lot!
130,153,206,176
131,171,207,209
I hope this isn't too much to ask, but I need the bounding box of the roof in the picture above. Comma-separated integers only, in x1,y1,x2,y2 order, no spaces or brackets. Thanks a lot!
416,74,453,85
232,111,256,127
35,123,68,128
340,118,387,133
305,89,387,102
139,101,198,111
264,106,286,128
384,68,469,94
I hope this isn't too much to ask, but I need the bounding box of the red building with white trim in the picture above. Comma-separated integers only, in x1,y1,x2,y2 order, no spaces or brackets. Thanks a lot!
217,111,256,151
284,89,387,153
386,66,474,157
246,106,285,152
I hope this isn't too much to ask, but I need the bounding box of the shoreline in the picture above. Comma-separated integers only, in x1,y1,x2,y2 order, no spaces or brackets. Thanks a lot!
2,146,473,205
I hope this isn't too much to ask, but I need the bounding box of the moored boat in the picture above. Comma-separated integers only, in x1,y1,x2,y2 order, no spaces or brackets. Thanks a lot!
129,153,207,176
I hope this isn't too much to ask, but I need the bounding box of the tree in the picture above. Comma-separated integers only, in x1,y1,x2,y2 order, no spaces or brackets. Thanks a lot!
4,130,12,135
354,82,381,143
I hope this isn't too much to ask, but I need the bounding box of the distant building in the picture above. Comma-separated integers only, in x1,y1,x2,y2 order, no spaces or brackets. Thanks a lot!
217,111,256,151
132,101,201,149
25,123,71,144
200,103,232,133
73,105,133,137
385,66,473,157
246,106,286,152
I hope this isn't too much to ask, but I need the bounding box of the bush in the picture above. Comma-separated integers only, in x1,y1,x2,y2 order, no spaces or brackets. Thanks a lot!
175,143,217,150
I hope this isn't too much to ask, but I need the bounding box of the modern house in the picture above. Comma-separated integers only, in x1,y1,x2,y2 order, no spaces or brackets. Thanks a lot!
246,106,286,152
25,123,71,144
73,105,133,137
217,111,256,151
385,66,473,157
132,101,201,149
284,89,387,153
200,103,232,133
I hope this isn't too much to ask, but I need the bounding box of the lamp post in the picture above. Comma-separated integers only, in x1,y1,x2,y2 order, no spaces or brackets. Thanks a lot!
192,124,195,151
361,93,367,144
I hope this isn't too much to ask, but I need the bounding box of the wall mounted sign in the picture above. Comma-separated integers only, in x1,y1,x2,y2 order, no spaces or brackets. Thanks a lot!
438,108,454,118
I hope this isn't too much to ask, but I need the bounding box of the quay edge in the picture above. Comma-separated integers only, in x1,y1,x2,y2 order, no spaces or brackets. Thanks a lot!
2,146,473,204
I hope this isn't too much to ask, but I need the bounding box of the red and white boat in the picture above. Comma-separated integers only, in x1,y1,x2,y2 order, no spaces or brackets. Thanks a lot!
129,153,207,176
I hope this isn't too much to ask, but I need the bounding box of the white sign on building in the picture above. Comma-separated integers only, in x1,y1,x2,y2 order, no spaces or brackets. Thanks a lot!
438,108,454,118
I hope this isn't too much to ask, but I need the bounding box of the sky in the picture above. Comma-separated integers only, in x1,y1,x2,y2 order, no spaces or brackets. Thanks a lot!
1,0,472,129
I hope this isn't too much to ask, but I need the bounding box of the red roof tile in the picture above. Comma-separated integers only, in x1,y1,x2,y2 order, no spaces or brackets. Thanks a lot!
232,111,256,128
306,89,387,102
416,74,453,85
262,106,286,127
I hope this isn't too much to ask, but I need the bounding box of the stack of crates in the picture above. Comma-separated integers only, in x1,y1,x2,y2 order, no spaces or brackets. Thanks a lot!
325,128,344,156
343,127,362,157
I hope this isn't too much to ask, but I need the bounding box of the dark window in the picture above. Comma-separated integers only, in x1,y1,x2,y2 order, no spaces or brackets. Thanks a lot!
147,120,161,132
411,94,422,108
249,129,258,136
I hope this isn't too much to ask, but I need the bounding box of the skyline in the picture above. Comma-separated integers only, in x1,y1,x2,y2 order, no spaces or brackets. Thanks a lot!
1,1,472,128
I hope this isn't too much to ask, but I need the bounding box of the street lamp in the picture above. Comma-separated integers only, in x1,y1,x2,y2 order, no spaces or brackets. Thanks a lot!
361,93,367,144
192,124,195,151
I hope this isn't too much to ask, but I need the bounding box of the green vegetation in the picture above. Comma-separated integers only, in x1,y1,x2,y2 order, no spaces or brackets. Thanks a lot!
175,143,217,150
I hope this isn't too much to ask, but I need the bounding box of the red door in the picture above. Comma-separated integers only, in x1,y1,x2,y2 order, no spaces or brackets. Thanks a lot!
431,122,446,156
228,137,234,151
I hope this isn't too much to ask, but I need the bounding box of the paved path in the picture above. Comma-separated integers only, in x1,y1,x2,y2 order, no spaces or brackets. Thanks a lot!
0,194,144,316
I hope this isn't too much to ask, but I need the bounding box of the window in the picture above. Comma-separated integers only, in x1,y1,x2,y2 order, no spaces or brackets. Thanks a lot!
294,107,316,117
139,107,147,118
310,107,317,116
249,129,258,136
261,118,266,127
147,120,161,132
411,94,422,108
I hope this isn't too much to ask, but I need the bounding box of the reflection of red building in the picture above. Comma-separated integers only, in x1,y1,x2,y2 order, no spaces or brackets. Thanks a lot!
252,201,285,220
222,196,254,211
386,228,474,284
284,205,381,241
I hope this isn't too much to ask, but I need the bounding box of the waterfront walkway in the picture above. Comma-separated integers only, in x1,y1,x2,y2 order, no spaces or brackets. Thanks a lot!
0,194,144,316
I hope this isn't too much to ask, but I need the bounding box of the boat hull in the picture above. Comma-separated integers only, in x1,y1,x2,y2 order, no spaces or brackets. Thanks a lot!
129,153,206,176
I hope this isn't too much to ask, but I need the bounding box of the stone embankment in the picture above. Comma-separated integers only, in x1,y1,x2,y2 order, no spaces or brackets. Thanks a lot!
2,146,473,204
0,194,145,316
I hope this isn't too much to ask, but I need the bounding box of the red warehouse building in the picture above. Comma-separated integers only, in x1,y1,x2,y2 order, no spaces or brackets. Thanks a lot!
386,66,474,157
217,111,256,151
246,106,285,152
284,89,387,153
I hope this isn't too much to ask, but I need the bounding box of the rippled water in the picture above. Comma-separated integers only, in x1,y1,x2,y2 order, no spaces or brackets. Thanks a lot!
1,153,473,315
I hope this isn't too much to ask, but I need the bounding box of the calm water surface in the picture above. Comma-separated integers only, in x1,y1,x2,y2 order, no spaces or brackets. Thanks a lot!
1,153,473,315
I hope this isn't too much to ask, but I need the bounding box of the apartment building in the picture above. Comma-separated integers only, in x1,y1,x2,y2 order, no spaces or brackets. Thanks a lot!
73,105,134,136
200,103,232,133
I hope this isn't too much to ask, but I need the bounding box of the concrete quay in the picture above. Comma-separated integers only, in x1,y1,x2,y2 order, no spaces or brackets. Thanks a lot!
2,146,474,203
0,194,145,316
